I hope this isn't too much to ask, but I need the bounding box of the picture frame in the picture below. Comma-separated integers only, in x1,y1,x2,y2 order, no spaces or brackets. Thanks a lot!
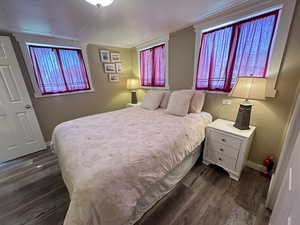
111,52,121,62
116,63,122,73
100,50,110,63
104,63,116,73
108,74,120,82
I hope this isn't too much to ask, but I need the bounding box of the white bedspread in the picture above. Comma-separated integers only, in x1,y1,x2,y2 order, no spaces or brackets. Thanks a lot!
52,107,212,225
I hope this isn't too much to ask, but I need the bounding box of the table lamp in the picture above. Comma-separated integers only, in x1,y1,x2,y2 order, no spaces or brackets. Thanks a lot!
127,78,139,104
229,77,267,130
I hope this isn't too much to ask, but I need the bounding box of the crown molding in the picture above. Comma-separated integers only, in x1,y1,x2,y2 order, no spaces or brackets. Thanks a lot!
135,34,170,50
193,0,290,29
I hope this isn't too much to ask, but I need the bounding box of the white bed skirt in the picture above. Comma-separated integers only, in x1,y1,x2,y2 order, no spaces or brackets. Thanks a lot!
127,145,202,225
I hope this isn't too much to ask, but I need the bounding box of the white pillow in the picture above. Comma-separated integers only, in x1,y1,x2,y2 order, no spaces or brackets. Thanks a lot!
166,90,194,116
189,92,205,113
141,90,164,110
160,91,172,109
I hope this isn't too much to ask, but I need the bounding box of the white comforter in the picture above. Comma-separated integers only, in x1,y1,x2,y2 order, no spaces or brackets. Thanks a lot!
52,107,212,225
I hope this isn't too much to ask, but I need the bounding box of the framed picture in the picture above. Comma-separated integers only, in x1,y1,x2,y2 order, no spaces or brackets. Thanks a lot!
100,50,110,62
111,52,121,62
108,74,120,82
116,63,122,73
104,63,116,73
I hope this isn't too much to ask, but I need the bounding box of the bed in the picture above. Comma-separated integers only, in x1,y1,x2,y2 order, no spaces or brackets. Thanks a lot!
51,106,212,225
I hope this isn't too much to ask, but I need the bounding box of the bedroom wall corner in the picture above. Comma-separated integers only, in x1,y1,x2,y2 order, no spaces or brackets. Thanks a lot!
169,26,195,90
130,47,146,102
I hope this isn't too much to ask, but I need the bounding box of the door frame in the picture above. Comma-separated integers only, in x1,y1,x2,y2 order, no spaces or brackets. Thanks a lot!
266,83,300,209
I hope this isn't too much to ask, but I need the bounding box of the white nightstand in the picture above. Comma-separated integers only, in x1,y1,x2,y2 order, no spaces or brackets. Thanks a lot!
203,119,256,181
127,102,141,107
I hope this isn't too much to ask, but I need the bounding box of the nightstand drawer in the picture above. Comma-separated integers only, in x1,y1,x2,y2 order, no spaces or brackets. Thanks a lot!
208,150,237,171
206,139,240,159
208,129,242,149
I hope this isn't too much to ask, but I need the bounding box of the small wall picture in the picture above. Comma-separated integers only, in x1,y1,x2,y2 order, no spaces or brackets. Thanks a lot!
100,50,110,62
116,63,122,73
111,52,121,62
108,74,120,82
104,63,116,73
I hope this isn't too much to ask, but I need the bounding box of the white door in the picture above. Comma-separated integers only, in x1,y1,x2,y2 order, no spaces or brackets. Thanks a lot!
269,131,300,225
0,36,45,163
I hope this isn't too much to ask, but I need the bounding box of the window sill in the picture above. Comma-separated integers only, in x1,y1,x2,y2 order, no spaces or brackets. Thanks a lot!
141,86,170,90
34,88,94,98
193,89,229,95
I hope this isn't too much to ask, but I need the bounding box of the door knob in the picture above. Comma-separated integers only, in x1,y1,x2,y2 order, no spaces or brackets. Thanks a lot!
25,104,32,109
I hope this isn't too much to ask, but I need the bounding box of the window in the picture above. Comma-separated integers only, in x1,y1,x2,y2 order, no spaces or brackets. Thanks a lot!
28,45,91,95
195,10,279,92
139,43,167,87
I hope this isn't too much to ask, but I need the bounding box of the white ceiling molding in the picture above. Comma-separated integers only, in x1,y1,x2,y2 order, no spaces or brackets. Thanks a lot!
135,35,170,50
191,0,251,23
12,30,79,43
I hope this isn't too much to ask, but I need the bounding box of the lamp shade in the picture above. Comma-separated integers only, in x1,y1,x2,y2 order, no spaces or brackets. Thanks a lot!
229,77,267,100
127,78,139,90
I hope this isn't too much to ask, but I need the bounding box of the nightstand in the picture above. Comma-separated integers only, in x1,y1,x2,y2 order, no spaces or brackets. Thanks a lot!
127,102,141,107
203,119,256,181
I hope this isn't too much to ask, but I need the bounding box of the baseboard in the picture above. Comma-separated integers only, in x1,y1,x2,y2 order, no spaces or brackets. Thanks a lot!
246,160,267,173
46,141,51,148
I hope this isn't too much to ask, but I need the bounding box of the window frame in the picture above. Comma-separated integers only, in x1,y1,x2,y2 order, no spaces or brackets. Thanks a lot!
15,35,94,98
195,10,279,93
193,0,296,97
28,44,92,96
137,36,169,90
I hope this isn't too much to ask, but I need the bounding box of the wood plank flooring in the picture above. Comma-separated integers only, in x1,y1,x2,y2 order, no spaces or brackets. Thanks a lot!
0,150,271,225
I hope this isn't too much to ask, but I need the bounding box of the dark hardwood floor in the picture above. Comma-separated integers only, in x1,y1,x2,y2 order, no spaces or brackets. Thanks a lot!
0,150,271,225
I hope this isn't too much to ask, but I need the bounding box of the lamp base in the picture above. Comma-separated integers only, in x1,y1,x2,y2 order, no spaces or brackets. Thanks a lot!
131,91,137,104
234,103,252,130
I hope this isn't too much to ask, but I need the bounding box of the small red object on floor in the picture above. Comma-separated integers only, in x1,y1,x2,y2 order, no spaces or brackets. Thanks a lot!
261,155,274,177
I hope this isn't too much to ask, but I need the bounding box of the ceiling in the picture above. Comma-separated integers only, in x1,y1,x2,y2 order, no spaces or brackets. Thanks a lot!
0,0,247,47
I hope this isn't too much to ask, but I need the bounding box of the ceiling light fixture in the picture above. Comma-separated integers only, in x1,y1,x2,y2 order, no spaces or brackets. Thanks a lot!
85,0,114,7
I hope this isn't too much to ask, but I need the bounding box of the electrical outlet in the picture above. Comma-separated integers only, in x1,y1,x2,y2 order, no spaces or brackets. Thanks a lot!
222,99,232,105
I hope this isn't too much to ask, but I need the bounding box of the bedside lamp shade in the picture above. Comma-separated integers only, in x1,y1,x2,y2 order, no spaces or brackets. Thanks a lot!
229,77,267,100
229,77,267,130
127,78,139,90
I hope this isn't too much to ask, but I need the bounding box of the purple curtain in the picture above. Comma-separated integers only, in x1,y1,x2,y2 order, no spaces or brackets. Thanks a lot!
140,44,166,87
140,48,153,86
196,10,278,92
29,46,90,95
196,26,233,91
230,13,278,88
29,47,67,93
153,45,166,86
58,49,90,91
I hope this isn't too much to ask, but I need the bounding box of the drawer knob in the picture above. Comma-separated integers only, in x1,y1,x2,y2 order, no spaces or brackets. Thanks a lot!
222,138,226,142
220,148,224,152
218,158,222,161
